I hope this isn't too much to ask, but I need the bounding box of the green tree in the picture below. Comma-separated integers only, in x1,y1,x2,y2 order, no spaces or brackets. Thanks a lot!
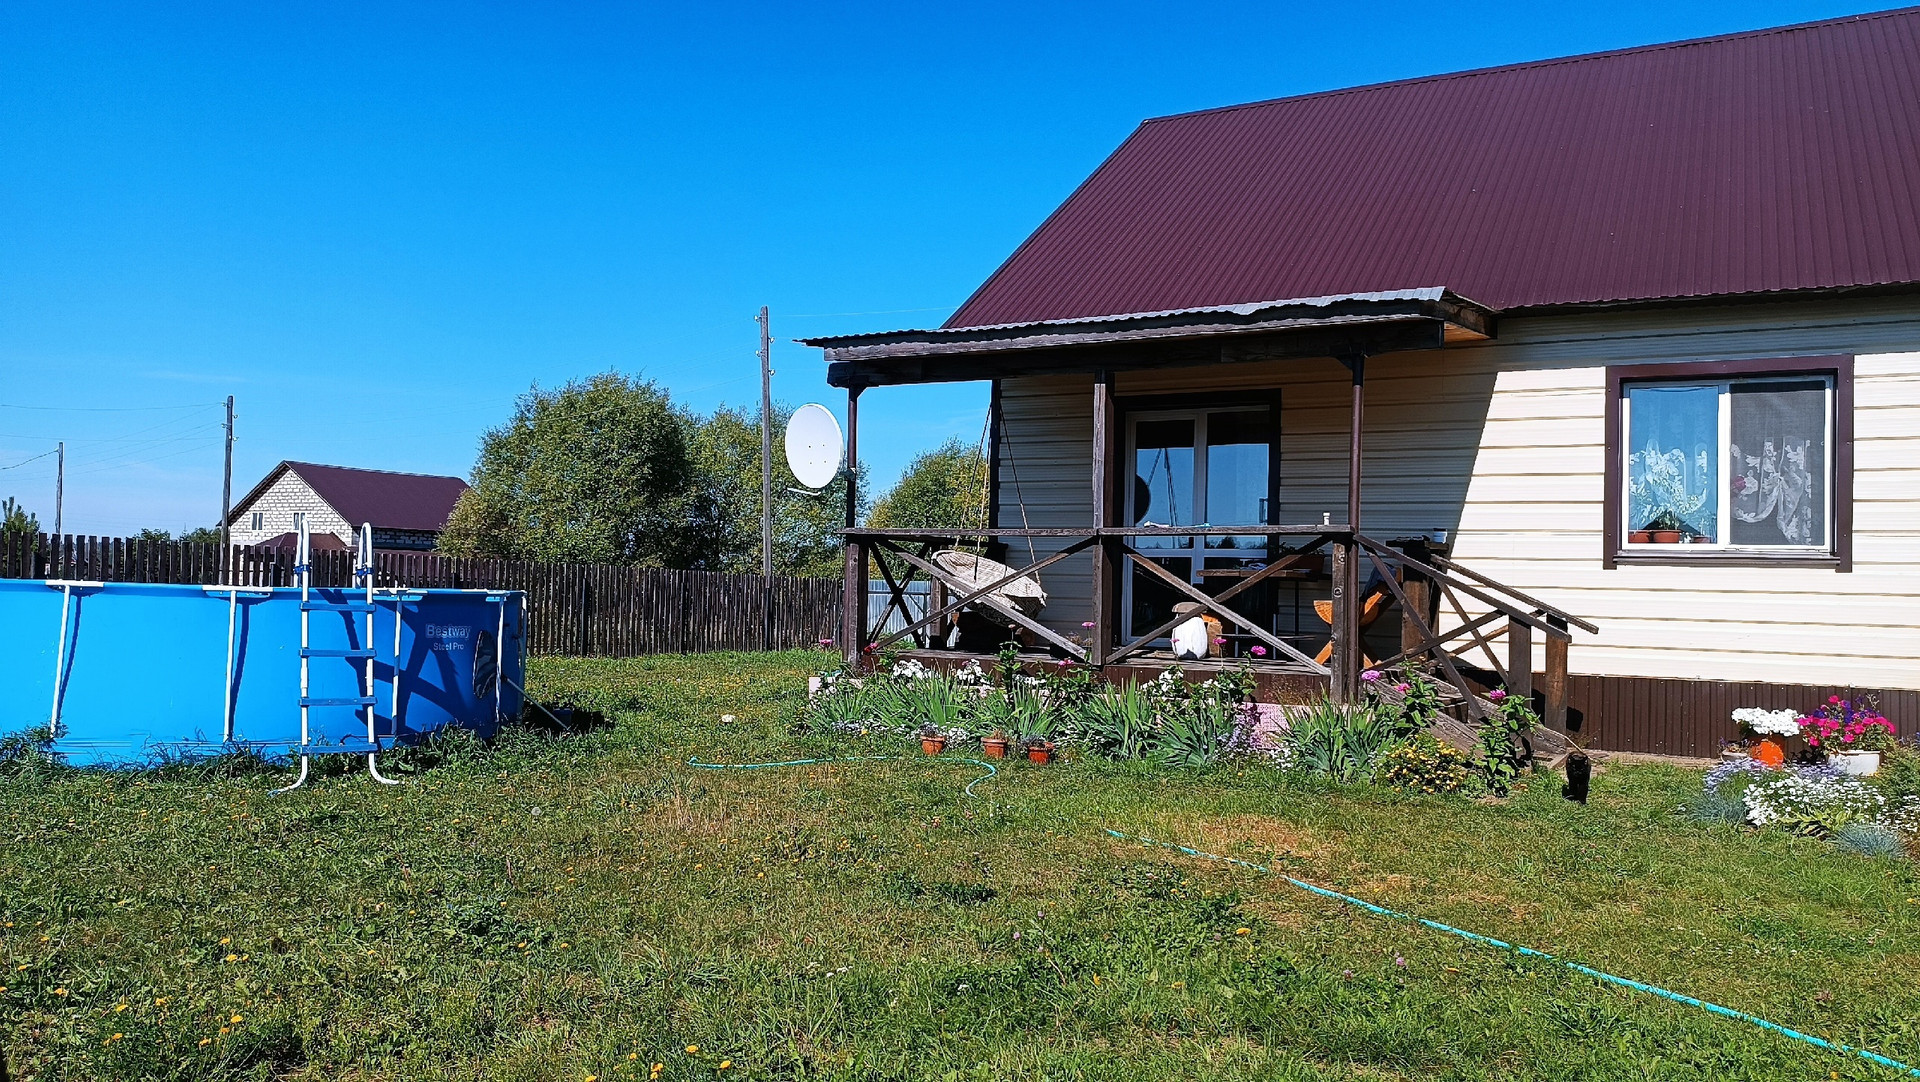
867,438,988,533
1,497,39,536
439,373,696,565
181,526,223,544
684,404,863,578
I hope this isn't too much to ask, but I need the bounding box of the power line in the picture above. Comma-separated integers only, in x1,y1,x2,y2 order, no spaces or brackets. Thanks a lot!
0,401,223,412
0,448,58,470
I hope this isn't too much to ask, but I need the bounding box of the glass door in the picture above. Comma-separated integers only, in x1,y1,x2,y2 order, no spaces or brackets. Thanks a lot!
1123,406,1272,642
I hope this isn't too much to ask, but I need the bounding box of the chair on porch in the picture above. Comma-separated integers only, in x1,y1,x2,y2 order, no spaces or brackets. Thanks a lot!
1310,569,1398,667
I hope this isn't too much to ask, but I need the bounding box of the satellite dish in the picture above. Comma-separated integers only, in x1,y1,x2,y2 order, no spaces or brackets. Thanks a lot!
784,403,844,490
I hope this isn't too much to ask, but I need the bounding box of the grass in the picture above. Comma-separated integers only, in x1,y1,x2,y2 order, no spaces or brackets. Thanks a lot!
4,650,1919,1081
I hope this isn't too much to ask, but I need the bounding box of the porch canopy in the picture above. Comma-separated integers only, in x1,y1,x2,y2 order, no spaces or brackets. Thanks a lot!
801,287,1492,389
797,285,1582,717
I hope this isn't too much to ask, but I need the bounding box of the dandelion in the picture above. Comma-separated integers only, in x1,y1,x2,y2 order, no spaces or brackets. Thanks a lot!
199,1038,213,1047
114,1002,128,1012
219,937,231,945
224,953,239,963
53,987,67,996
586,1075,599,1081
651,1066,664,1080
686,1045,700,1055
1234,927,1250,935
231,1014,243,1024
718,1061,732,1070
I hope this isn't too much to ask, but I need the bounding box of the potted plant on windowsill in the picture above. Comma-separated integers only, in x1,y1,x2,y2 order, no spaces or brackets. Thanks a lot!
1732,707,1798,767
1800,697,1896,776
1640,510,1690,544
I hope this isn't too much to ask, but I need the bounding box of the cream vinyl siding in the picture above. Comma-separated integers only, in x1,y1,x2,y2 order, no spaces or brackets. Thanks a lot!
990,294,1920,687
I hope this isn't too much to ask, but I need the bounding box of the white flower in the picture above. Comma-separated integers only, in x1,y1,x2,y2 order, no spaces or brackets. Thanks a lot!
890,659,932,680
1732,707,1800,736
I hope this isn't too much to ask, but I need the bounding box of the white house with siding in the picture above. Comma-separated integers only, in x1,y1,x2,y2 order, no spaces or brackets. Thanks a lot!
804,11,1920,756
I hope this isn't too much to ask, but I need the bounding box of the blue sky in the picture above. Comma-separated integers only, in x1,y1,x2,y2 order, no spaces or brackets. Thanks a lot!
0,0,1881,535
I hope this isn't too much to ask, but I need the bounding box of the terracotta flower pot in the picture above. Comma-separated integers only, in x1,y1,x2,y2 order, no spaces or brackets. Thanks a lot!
1750,735,1787,768
1025,741,1056,765
981,735,1010,760
1651,530,1683,544
1628,530,1653,544
921,735,947,756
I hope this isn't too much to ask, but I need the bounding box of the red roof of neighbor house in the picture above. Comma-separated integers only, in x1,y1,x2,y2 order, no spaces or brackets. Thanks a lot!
230,462,468,533
945,8,1920,328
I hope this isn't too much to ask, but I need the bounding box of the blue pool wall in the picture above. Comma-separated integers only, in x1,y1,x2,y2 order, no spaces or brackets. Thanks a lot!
2,579,525,767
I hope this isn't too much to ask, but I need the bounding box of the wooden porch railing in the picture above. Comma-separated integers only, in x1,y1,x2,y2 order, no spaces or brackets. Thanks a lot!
840,525,1596,747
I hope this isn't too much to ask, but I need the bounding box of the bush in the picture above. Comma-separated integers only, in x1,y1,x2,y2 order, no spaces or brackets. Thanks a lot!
1378,737,1476,796
1832,820,1906,859
1284,699,1400,783
1072,682,1157,760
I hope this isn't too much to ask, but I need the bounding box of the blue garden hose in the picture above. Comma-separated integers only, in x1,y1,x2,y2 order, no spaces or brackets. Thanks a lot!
681,751,1920,1077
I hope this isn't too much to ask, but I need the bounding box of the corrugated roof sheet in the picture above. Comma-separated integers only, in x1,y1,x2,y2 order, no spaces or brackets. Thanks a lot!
284,462,468,533
946,8,1920,327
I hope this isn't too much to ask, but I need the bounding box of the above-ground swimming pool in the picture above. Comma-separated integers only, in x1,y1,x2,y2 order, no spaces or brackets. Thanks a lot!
1,577,525,767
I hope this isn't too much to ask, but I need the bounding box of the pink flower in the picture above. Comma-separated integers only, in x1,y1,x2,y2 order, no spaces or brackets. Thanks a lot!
1829,696,1843,705
1361,670,1382,683
817,638,833,647
1487,689,1508,702
1394,682,1411,694
1249,646,1266,657
1213,636,1227,645
1082,621,1096,628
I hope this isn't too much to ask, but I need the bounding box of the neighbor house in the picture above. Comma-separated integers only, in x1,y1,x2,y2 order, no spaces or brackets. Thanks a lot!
225,461,468,552
804,9,1920,756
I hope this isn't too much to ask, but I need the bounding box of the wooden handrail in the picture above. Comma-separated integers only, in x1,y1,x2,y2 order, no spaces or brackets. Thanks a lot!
1353,534,1591,641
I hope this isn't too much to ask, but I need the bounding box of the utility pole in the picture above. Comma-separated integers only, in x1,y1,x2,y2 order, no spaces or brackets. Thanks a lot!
220,395,235,584
54,441,63,536
757,305,774,651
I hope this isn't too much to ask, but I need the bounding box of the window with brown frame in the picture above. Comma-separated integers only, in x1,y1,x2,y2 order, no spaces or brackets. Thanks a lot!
1604,356,1852,570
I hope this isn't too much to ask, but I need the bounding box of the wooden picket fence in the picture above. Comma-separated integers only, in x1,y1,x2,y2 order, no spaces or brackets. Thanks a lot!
0,532,842,657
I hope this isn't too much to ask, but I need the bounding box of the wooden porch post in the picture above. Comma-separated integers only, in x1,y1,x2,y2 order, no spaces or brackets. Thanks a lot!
1331,355,1366,702
1090,370,1117,666
1544,614,1569,733
840,386,866,668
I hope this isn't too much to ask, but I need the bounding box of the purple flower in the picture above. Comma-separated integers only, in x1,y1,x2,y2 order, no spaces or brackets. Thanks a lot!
1394,954,1407,968
817,638,833,647
1394,682,1411,694
1012,931,1020,940
1082,621,1096,628
1249,646,1266,657
1361,670,1382,683
1487,689,1508,702
1212,636,1227,645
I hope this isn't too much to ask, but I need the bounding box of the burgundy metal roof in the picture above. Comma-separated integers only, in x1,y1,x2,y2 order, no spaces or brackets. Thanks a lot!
946,8,1920,327
231,462,469,533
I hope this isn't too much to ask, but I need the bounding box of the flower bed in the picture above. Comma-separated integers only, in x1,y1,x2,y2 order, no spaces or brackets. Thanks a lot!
805,649,1536,795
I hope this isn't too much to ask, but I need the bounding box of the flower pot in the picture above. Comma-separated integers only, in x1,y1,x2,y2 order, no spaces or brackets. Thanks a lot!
1750,735,1787,768
1651,530,1683,544
1627,530,1653,544
981,735,1010,760
920,735,947,756
1688,534,1715,544
1832,749,1882,776
1024,741,1056,765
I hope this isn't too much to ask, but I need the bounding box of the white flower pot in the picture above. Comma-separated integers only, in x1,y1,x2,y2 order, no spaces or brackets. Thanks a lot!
1832,750,1882,776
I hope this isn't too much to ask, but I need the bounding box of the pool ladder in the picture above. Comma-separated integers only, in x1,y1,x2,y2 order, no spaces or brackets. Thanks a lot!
272,520,403,793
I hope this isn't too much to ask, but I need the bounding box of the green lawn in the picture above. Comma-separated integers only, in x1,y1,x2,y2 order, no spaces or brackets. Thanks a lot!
4,651,1918,1081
